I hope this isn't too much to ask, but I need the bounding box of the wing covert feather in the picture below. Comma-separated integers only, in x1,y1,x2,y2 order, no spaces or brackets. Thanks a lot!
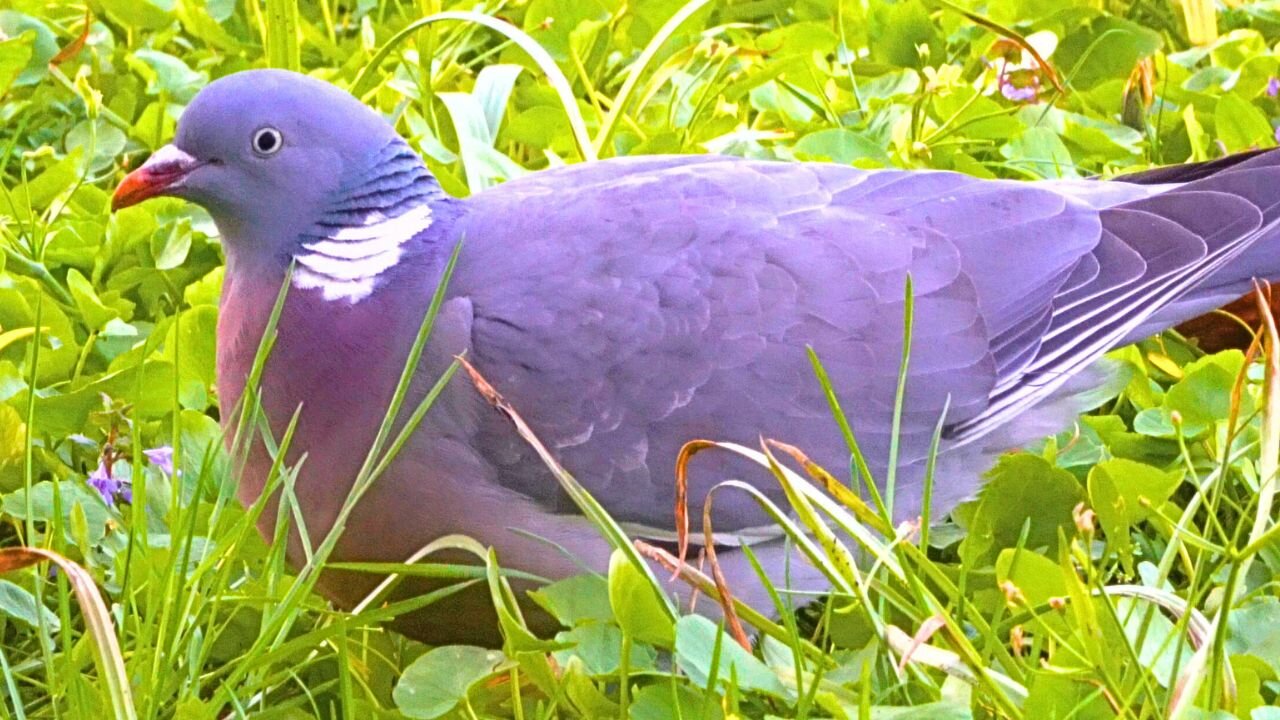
448,158,1107,530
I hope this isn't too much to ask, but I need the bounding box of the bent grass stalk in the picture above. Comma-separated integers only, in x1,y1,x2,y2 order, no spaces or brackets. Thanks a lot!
458,356,677,620
351,11,595,162
0,547,135,719
591,0,716,157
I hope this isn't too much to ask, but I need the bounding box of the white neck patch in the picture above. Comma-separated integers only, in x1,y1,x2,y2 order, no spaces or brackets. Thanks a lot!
293,203,433,303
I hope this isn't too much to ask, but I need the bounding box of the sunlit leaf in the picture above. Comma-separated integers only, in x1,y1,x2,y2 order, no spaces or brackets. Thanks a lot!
392,646,504,719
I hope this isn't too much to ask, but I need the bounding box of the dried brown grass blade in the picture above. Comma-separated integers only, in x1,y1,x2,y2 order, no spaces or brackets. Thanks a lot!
457,355,678,620
931,0,1065,94
49,7,91,66
0,547,135,719
635,538,835,666
699,495,750,651
674,439,719,573
1217,281,1267,454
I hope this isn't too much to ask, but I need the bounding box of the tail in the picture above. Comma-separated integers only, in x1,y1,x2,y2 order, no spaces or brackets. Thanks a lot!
946,149,1280,445
677,151,1280,621
1113,149,1280,343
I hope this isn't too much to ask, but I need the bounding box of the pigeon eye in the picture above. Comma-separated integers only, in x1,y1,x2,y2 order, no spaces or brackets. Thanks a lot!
252,127,283,156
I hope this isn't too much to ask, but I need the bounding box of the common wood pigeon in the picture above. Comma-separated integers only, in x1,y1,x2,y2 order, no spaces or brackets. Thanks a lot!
112,69,1280,644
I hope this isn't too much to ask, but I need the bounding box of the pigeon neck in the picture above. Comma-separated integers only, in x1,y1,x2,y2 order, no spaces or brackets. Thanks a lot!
290,140,444,304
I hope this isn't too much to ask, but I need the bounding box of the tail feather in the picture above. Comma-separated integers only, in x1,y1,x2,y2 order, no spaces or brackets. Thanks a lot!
1115,148,1271,185
1118,149,1280,342
946,174,1269,443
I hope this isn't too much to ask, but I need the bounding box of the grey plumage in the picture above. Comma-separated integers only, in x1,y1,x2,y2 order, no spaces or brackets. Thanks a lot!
111,70,1280,644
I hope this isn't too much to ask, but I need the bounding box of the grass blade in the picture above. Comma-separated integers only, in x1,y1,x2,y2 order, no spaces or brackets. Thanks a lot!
351,11,595,161
593,0,715,156
457,356,677,621
263,0,301,71
0,548,135,720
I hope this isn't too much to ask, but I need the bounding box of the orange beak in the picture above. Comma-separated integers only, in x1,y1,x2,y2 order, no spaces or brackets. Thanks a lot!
111,144,201,212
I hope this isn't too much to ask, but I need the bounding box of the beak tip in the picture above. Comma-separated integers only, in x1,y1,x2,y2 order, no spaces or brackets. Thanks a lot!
110,144,198,213
110,177,148,213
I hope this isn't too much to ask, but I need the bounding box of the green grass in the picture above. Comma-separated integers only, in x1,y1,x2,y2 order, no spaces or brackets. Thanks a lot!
2,0,1280,717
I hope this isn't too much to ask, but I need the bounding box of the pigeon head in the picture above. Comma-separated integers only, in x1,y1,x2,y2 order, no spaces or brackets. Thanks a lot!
113,70,438,277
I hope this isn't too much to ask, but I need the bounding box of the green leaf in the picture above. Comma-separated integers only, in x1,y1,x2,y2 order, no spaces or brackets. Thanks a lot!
162,306,218,411
3,481,111,545
520,0,614,61
97,0,174,30
1087,459,1182,570
560,657,619,717
0,12,56,86
528,573,613,626
553,623,656,675
0,31,34,97
1054,15,1162,90
1001,127,1078,179
150,218,193,270
957,454,1084,566
28,361,176,435
66,268,120,331
1114,597,1193,688
1210,29,1267,70
127,49,206,102
177,410,230,496
995,548,1073,636
438,92,526,191
108,204,160,253
175,2,243,51
674,615,791,700
392,645,504,719
1137,351,1247,438
757,21,840,60
606,549,674,648
21,149,83,213
567,18,606,68
1227,598,1280,676
1023,670,1114,720
869,0,940,68
183,267,224,308
1231,654,1275,717
1053,110,1143,160
473,64,524,140
506,105,572,150
0,579,60,631
1215,93,1275,151
65,120,128,173
630,682,724,720
933,87,1023,141
46,219,105,270
996,549,1067,607
793,128,890,166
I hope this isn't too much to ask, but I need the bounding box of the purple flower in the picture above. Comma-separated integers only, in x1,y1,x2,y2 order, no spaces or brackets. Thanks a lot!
87,461,127,506
1000,77,1039,103
144,446,174,476
1267,77,1280,98
1274,124,1280,144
